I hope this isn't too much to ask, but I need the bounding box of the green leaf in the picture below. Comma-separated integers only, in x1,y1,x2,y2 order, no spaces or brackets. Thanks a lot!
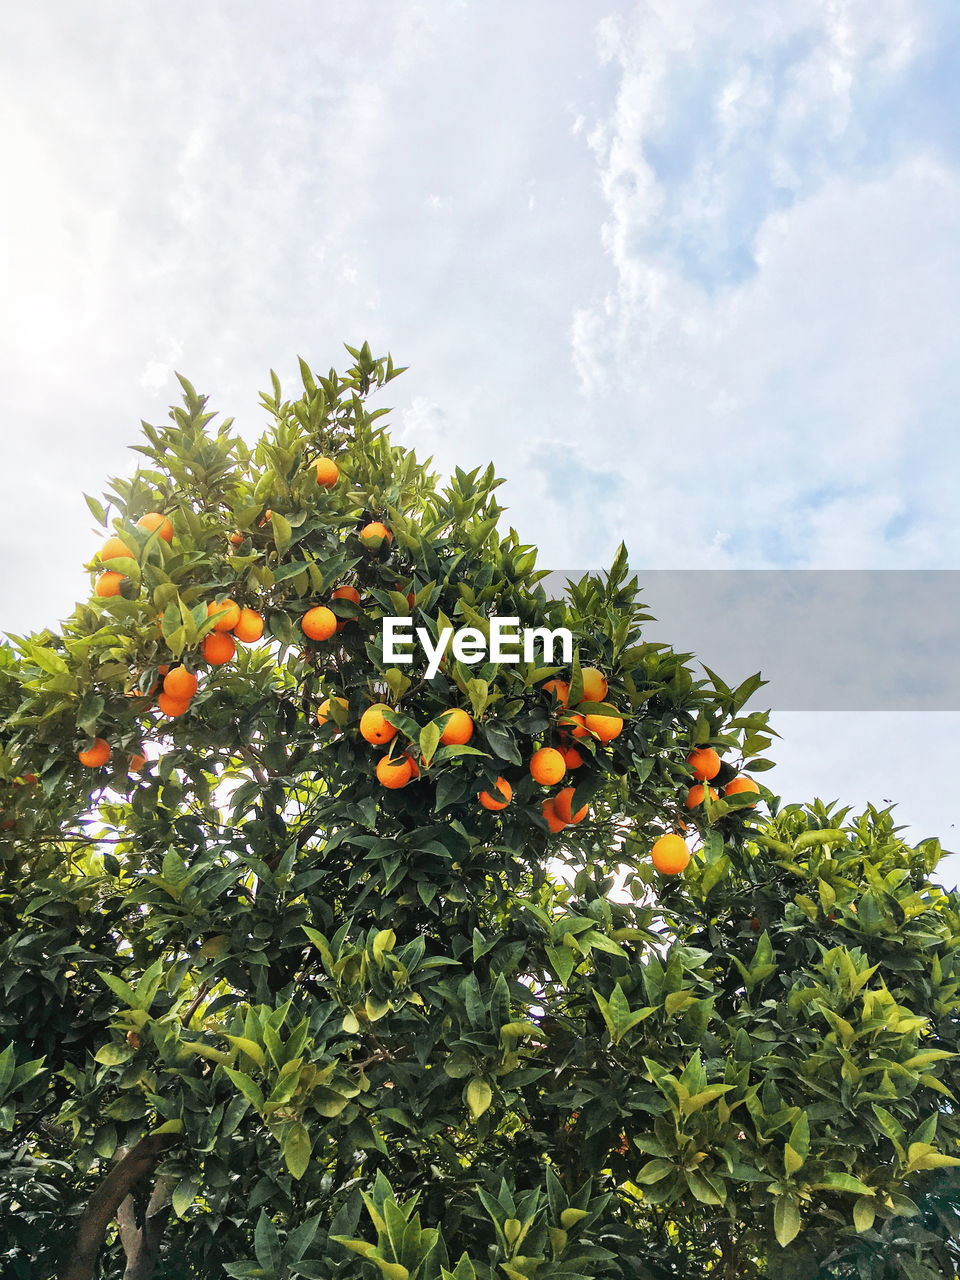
774,1196,801,1247
467,1077,492,1121
419,720,441,766
223,1067,264,1112
254,1209,282,1270
853,1196,875,1233
271,512,293,553
283,1121,312,1180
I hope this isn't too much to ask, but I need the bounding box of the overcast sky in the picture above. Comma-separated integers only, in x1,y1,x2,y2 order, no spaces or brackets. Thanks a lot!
1,1,958,879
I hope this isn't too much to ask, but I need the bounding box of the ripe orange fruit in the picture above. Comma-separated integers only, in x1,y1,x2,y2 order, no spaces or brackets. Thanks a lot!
137,512,173,543
95,571,125,597
376,753,415,789
725,775,760,804
359,521,392,550
580,668,608,702
259,510,272,527
229,531,244,546
315,457,339,488
530,747,566,786
163,666,198,701
157,692,191,717
78,738,111,767
207,599,241,632
560,744,584,769
99,536,131,562
685,784,719,808
584,713,622,742
542,798,567,832
202,633,236,665
233,608,264,642
360,704,397,745
651,833,690,876
128,752,147,773
559,713,589,739
331,585,361,605
543,678,569,706
554,787,588,824
316,696,348,728
687,747,721,780
301,606,338,641
479,777,512,810
439,708,473,745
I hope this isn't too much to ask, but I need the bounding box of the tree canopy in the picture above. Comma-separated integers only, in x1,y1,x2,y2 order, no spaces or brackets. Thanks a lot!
1,346,958,1280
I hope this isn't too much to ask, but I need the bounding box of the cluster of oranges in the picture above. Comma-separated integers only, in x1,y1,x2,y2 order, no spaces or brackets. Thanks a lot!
646,748,762,878
94,512,173,598
684,747,759,808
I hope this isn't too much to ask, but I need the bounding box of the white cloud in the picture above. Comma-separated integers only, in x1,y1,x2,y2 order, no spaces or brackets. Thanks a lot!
571,2,960,569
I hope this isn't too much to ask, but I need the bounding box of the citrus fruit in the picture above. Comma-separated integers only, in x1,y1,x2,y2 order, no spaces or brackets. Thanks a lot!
128,752,147,773
229,531,244,546
99,536,131,562
163,666,197,701
95,571,125,597
315,457,339,488
316,696,348,728
137,512,173,543
359,521,392,550
360,704,397,745
331,585,361,605
301,606,338,641
560,744,584,769
78,738,110,767
233,608,264,642
584,713,622,742
157,692,191,717
554,786,588,824
542,798,567,832
439,708,473,745
207,599,241,632
203,633,236,665
725,775,760,804
687,747,721,780
543,678,569,706
685,784,719,808
651,833,690,875
580,668,608,702
530,747,566,786
479,777,512,810
376,753,415,789
558,713,589,739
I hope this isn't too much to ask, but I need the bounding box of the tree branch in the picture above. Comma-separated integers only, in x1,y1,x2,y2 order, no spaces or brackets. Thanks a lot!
60,1133,179,1280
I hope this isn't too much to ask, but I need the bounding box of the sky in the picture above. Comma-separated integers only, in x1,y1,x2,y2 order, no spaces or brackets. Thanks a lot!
1,1,958,878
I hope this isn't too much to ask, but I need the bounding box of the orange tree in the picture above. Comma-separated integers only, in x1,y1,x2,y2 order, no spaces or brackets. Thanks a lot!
0,346,959,1280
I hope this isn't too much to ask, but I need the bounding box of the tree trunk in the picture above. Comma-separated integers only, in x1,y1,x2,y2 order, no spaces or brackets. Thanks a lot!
117,1174,173,1280
59,1135,178,1280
